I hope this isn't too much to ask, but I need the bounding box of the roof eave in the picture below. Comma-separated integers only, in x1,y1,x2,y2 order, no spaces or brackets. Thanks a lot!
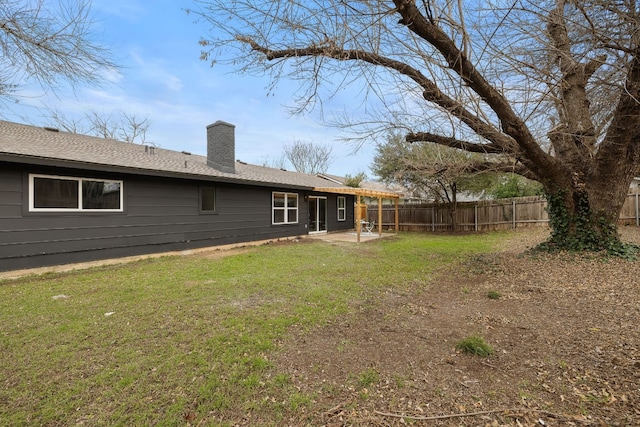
0,153,318,192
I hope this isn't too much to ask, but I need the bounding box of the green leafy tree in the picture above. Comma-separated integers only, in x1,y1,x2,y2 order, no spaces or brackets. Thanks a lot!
373,133,497,229
487,174,544,200
344,172,367,188
191,1,640,253
374,133,510,200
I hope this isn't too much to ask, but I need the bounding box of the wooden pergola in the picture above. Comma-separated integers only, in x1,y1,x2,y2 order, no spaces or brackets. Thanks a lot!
313,187,400,242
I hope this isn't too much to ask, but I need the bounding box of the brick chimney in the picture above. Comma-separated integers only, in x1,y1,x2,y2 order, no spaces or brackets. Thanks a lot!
206,120,236,173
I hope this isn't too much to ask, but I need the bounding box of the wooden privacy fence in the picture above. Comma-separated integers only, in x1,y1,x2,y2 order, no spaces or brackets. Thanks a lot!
365,194,640,233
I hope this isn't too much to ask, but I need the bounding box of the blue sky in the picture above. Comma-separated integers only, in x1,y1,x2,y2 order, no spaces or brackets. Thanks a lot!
6,0,376,178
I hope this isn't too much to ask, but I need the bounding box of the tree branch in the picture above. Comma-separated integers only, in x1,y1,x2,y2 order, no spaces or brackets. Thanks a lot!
406,159,535,181
0,0,116,99
466,161,537,180
547,1,599,160
237,35,517,153
391,0,554,177
597,46,640,179
405,132,505,154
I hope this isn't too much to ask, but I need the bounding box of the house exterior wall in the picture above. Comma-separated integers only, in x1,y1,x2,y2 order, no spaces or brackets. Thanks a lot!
0,163,354,272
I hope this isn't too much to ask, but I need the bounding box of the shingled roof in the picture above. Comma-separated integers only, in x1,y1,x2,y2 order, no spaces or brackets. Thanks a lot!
0,120,348,191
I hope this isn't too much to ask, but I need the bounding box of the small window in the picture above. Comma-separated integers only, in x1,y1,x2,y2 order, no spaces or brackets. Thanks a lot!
337,196,346,221
272,192,298,224
30,174,123,212
200,186,216,213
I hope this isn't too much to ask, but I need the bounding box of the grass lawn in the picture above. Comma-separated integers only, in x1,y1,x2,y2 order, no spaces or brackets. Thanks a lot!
0,232,506,426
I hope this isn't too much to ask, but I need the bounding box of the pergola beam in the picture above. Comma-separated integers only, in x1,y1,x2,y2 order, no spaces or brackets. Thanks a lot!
312,187,400,199
313,187,400,242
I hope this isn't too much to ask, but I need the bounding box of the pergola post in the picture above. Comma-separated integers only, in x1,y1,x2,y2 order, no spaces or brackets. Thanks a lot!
356,194,362,243
311,186,400,242
377,196,383,236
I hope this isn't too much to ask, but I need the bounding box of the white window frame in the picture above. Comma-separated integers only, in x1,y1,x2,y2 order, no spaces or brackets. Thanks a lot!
29,173,124,212
337,196,347,221
272,192,298,225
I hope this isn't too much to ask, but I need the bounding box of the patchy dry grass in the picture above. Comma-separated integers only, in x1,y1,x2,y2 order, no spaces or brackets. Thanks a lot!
0,232,503,426
277,228,640,426
3,228,639,426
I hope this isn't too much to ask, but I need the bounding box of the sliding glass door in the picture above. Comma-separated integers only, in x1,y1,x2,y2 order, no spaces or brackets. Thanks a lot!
308,197,327,233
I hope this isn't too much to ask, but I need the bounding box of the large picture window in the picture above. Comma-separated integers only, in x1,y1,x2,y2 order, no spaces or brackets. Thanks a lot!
272,192,298,224
337,196,346,221
29,174,123,212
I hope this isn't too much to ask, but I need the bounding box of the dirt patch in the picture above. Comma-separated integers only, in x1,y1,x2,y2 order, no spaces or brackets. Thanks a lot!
195,247,251,260
274,227,640,426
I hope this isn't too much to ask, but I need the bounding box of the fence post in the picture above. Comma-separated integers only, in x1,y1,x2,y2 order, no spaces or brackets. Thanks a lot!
395,198,399,232
432,207,435,232
512,200,516,229
475,205,478,232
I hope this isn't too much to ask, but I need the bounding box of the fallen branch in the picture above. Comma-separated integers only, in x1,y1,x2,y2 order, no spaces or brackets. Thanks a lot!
323,402,345,417
374,408,595,424
481,360,498,369
374,408,510,421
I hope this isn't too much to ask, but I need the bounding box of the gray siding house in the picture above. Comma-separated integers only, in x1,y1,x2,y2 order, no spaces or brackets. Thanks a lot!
0,120,356,272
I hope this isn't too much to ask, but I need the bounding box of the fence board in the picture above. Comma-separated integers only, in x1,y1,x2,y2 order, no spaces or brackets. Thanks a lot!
366,194,640,232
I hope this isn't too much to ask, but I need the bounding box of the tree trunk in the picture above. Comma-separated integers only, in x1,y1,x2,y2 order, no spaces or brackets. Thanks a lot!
450,182,458,232
543,171,633,252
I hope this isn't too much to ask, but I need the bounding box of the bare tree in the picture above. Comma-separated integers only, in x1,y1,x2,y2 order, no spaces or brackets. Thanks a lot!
262,155,288,170
190,0,640,253
283,140,334,174
0,0,116,104
47,109,151,144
